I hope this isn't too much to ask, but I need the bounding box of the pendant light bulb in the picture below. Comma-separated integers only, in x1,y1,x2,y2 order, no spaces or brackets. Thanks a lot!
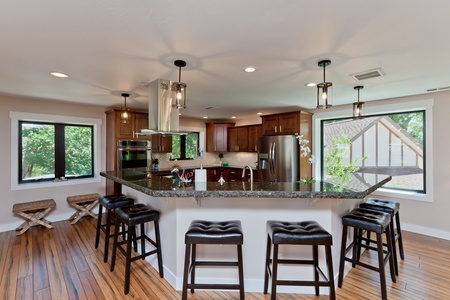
353,86,365,119
172,60,187,109
316,60,332,109
120,93,131,123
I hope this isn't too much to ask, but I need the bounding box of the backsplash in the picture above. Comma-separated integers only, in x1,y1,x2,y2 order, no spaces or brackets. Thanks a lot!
153,152,258,170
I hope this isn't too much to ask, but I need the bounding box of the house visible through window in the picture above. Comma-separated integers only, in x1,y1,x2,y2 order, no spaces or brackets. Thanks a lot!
19,121,94,183
171,132,199,160
321,110,425,193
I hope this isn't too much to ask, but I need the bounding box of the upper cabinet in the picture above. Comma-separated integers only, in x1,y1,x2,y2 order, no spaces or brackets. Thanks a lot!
261,111,312,136
106,109,150,140
228,125,262,152
206,122,235,152
152,135,173,153
228,126,249,152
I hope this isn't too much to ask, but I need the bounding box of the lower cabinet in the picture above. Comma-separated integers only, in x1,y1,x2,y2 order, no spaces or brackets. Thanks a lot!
206,167,258,182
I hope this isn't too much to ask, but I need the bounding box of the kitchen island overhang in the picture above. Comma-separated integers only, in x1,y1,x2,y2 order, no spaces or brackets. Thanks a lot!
100,170,391,199
100,170,391,294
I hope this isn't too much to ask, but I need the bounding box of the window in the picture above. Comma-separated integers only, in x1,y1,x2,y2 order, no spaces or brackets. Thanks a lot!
19,121,94,183
321,110,425,193
171,132,199,160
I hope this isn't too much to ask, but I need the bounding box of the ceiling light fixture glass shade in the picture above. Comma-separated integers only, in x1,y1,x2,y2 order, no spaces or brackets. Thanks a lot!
316,60,333,109
120,93,131,123
172,60,187,109
353,85,365,119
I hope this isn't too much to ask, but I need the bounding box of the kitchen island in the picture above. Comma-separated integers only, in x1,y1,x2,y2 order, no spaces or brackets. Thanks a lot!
100,170,391,294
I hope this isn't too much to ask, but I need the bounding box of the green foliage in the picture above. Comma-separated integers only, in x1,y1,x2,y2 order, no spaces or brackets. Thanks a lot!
65,126,93,176
324,134,367,185
388,111,424,144
21,123,55,178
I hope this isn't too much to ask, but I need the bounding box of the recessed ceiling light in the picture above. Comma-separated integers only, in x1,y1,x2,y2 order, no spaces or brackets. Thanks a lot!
203,116,208,119
231,116,236,119
244,66,256,73
306,83,316,87
256,112,263,115
50,72,69,78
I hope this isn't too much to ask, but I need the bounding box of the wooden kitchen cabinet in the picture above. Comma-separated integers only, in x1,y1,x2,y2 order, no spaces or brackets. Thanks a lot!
261,111,312,136
206,122,235,152
228,126,249,152
152,135,172,153
106,109,150,140
248,125,262,152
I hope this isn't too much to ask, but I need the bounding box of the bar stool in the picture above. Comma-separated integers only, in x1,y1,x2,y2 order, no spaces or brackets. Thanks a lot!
182,220,244,300
360,197,404,275
338,207,396,300
110,203,164,294
264,220,336,300
94,194,134,263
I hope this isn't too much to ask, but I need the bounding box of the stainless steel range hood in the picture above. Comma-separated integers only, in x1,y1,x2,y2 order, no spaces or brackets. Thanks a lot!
138,78,188,135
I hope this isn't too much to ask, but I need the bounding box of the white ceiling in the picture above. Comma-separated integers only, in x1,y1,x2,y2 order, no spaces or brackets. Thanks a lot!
2,0,450,120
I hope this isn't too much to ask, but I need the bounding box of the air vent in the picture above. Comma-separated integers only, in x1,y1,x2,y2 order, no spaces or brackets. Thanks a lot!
427,86,450,92
204,106,220,110
350,68,385,81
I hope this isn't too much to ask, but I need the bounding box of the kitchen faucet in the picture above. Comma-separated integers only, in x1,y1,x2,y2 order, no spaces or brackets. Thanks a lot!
242,165,253,183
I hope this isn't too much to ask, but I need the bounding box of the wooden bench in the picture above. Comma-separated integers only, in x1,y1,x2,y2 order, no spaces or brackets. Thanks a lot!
67,193,100,224
12,199,56,236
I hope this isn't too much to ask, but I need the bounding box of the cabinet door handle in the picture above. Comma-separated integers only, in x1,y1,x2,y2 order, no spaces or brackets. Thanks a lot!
279,126,282,132
274,126,277,133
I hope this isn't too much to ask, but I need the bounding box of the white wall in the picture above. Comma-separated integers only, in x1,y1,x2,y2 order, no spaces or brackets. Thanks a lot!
0,95,107,231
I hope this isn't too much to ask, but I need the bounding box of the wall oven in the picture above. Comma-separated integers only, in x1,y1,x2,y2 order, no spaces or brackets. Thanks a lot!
117,140,152,171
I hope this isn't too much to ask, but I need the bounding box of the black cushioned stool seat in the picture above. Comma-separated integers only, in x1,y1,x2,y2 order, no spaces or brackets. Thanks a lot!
94,194,134,263
360,197,404,275
110,203,163,295
338,207,396,300
264,220,335,300
182,220,244,300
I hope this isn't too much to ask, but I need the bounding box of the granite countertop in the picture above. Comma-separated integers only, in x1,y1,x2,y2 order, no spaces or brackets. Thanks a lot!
100,170,391,199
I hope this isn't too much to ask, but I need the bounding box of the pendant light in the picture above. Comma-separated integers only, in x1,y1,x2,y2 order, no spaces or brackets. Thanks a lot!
353,86,365,119
316,60,333,109
172,60,187,109
120,93,130,123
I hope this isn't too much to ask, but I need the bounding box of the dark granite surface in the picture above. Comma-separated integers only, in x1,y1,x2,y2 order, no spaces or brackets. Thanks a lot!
100,170,391,199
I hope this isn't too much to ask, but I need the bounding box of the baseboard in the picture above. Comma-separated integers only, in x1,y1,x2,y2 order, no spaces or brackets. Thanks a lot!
402,222,450,240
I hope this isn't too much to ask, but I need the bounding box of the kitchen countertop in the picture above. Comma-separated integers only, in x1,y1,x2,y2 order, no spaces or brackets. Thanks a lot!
100,170,391,199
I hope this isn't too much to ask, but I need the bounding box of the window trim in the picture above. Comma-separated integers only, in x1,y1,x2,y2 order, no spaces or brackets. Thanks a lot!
10,111,102,191
312,98,434,202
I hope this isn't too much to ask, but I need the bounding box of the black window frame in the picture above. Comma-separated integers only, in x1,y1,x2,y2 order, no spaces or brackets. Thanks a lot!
320,110,426,194
170,132,199,161
19,121,94,183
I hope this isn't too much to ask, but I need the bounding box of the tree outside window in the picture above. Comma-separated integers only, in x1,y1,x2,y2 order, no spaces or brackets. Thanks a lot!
171,132,199,160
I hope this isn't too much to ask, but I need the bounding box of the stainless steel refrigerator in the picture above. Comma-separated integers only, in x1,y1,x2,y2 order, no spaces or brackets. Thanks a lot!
258,135,299,182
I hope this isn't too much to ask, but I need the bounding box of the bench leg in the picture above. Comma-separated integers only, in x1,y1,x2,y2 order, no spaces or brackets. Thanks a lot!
15,208,53,235
68,200,99,224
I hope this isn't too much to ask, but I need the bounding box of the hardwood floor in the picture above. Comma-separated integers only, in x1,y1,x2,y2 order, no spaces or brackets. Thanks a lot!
1,217,450,299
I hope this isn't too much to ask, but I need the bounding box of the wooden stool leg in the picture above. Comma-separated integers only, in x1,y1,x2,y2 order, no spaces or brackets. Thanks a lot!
124,224,134,294
190,244,197,293
395,212,405,260
325,245,336,300
16,208,53,235
376,232,388,300
69,200,98,224
154,220,164,277
263,234,272,294
237,244,245,300
95,205,103,248
338,224,348,288
182,244,191,300
270,244,279,300
313,245,319,296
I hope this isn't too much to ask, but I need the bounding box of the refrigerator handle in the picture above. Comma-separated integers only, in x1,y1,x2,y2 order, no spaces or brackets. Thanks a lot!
269,142,274,174
272,142,276,174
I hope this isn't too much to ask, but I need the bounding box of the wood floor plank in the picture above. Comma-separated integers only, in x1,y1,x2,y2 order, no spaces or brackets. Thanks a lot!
61,263,88,300
0,231,13,278
78,270,107,300
32,227,49,291
43,230,70,300
0,244,21,299
17,231,33,278
34,287,51,300
15,274,33,300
